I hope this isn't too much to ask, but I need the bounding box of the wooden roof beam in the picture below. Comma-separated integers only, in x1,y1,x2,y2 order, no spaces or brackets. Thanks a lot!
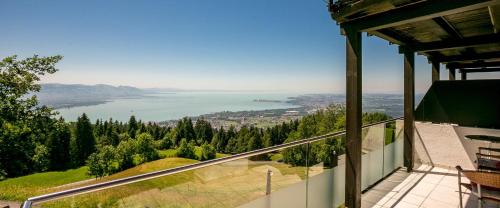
330,0,396,22
436,51,500,62
404,34,500,52
342,0,500,32
369,29,436,57
369,28,415,45
447,61,500,68
489,4,500,33
462,67,500,73
432,17,463,39
431,18,481,57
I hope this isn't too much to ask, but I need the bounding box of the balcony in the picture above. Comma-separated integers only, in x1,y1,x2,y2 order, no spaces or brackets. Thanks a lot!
18,119,400,207
326,0,500,207
363,122,500,208
364,165,477,208
17,119,500,208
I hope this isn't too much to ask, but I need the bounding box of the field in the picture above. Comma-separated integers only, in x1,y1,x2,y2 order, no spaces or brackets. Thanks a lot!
0,158,197,205
0,166,91,201
1,153,309,208
0,146,229,203
48,158,311,208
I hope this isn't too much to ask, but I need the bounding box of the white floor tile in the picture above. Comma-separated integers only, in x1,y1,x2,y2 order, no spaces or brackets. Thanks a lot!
421,198,458,208
400,193,425,206
410,182,436,197
394,201,420,208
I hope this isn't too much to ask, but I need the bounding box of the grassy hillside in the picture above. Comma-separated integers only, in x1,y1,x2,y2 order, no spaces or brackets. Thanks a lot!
2,156,310,208
85,157,197,183
0,157,198,204
43,157,308,208
43,157,197,207
0,167,91,201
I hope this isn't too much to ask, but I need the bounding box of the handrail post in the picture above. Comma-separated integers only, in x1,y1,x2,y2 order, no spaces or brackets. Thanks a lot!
458,169,463,208
21,200,32,208
266,169,272,195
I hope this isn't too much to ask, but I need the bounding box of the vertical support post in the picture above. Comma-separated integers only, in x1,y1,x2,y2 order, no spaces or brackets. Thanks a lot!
449,67,456,80
458,169,463,208
431,60,440,83
461,70,467,80
345,26,362,208
266,169,272,195
332,151,338,168
403,48,415,172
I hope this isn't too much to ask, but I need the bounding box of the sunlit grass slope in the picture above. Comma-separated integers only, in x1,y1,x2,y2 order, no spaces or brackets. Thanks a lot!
43,157,198,207
0,157,198,204
0,167,91,201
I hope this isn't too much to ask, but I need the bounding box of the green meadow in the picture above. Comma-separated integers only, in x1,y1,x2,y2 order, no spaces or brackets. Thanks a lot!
0,157,197,205
0,167,91,201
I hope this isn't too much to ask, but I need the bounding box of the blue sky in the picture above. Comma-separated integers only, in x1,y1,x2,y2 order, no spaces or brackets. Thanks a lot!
2,0,496,93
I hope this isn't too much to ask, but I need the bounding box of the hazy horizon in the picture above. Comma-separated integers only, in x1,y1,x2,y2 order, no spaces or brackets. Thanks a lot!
40,82,418,94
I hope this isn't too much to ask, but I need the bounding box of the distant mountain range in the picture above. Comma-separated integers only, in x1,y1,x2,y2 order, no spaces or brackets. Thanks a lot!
36,84,149,109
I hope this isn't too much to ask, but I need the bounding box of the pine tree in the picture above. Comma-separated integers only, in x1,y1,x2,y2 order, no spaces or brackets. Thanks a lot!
74,113,96,166
194,118,213,145
128,115,138,139
137,121,146,134
184,118,196,142
105,118,119,146
46,118,71,170
247,128,263,151
175,117,196,143
236,126,250,153
94,119,104,137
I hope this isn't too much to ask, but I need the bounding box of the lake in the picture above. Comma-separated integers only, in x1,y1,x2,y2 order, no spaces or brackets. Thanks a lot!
55,92,301,122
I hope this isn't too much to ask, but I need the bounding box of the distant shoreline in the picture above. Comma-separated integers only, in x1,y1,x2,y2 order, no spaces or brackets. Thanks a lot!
53,101,108,109
158,106,308,129
49,95,157,109
47,91,406,124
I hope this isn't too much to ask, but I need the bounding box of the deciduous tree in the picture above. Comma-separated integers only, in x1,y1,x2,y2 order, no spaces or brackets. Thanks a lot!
0,55,61,177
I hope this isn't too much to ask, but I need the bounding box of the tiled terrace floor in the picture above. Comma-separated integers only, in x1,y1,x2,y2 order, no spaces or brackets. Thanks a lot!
362,164,500,208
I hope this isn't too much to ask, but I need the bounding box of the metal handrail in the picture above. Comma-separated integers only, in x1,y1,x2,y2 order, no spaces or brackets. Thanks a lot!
21,117,403,208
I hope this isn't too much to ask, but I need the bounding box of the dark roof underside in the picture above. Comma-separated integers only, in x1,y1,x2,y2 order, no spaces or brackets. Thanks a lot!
329,0,500,71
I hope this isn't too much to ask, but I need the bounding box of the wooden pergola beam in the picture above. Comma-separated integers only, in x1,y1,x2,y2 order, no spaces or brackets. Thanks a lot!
447,61,500,68
404,34,500,53
432,17,463,39
341,0,500,32
436,51,500,62
369,28,414,45
462,67,500,73
489,5,500,33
